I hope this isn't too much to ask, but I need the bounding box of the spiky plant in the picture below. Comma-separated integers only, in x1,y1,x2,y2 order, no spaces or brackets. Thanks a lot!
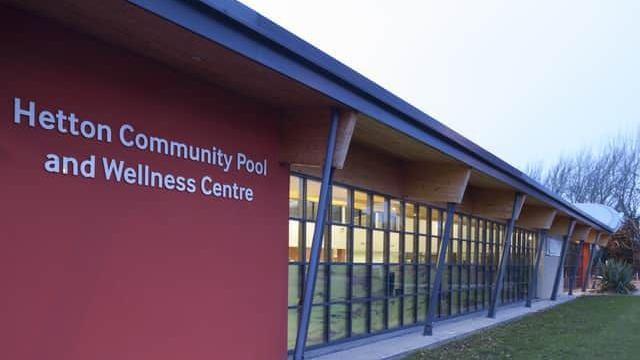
599,259,637,294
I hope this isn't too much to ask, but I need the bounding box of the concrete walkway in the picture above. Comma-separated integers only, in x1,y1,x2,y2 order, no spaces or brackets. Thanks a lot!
306,294,578,360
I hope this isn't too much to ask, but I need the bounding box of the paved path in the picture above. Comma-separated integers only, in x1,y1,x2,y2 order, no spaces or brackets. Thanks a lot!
305,294,577,360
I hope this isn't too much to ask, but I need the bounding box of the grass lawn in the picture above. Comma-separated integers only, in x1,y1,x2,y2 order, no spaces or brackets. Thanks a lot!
407,296,640,360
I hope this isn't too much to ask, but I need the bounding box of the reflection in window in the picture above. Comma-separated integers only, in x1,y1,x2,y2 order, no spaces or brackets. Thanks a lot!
372,231,384,263
353,228,367,263
306,180,320,220
389,232,400,263
331,186,349,224
405,203,416,233
289,220,301,262
353,191,370,227
373,195,386,229
289,175,303,218
390,199,401,231
287,174,536,350
331,225,348,262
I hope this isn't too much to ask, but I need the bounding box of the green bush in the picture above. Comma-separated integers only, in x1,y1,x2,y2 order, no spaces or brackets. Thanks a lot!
599,259,637,294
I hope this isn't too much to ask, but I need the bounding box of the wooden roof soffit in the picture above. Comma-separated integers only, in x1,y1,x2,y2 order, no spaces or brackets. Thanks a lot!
460,188,526,220
516,205,557,230
403,163,471,204
586,231,600,244
549,216,573,237
571,224,591,243
598,235,611,247
280,109,357,169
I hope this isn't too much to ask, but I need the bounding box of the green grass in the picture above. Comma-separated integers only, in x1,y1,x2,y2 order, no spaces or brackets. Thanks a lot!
406,296,640,360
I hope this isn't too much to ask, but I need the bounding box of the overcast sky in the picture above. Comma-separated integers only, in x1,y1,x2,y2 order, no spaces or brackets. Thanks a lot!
240,0,640,171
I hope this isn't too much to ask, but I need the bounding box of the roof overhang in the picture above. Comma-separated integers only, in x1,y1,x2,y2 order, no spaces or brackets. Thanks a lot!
4,0,615,233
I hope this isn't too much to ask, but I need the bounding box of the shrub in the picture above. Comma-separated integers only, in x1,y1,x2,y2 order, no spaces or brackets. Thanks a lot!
599,259,637,294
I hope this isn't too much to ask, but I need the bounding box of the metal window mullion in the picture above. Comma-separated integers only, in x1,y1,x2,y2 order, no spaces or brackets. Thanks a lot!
398,201,405,328
347,190,354,338
366,194,373,334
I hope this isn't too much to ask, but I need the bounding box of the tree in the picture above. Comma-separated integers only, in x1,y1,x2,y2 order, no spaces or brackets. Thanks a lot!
527,128,640,221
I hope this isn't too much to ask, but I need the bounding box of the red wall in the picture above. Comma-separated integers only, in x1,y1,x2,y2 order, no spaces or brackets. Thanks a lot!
0,7,288,360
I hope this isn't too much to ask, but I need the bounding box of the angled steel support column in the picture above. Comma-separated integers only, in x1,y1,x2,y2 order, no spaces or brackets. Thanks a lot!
582,235,600,292
293,109,339,360
568,240,584,295
423,202,456,336
526,229,547,307
488,193,526,318
550,219,576,301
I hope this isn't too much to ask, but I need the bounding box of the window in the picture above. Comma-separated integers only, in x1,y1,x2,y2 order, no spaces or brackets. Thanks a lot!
286,173,535,350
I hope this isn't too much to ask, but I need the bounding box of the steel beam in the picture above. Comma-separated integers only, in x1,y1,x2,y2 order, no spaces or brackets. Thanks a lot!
550,219,576,301
488,193,526,318
582,233,601,292
423,202,456,336
293,109,339,360
526,230,547,307
568,240,584,295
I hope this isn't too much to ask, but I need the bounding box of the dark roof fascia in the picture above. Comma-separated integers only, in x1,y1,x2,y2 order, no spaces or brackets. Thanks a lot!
126,0,614,233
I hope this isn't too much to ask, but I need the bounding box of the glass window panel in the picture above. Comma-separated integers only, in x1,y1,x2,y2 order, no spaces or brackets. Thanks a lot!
353,265,369,299
451,291,459,315
306,180,321,220
453,215,461,239
403,296,416,325
288,308,298,350
471,218,477,241
389,265,402,296
430,237,439,263
405,203,416,233
404,266,416,294
419,206,429,235
288,264,299,306
371,300,385,332
353,191,370,227
431,209,440,236
330,265,348,301
418,235,428,263
371,265,385,298
353,228,368,263
373,195,387,229
305,222,326,262
462,216,469,240
388,298,401,328
390,199,402,232
372,231,385,263
330,304,348,341
351,302,368,336
404,234,416,263
289,220,301,262
417,266,429,293
417,295,427,321
331,186,350,224
389,232,400,263
306,264,326,304
307,305,325,346
451,238,459,264
289,176,303,218
331,225,348,262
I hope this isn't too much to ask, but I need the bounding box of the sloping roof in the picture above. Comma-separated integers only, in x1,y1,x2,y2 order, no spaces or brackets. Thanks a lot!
127,0,615,233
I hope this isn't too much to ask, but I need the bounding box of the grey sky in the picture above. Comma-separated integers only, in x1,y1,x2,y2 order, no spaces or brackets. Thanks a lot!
240,0,640,170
